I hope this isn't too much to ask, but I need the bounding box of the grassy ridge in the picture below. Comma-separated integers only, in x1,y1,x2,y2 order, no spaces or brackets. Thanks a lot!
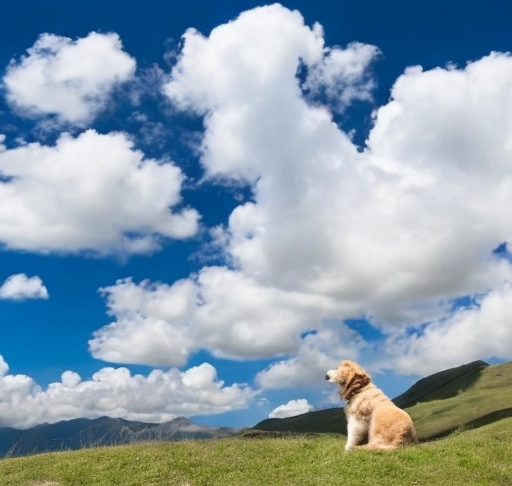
254,361,512,440
409,360,512,440
1,418,511,486
393,360,489,408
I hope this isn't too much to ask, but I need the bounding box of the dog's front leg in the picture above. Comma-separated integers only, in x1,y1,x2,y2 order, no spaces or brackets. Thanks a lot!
345,415,368,451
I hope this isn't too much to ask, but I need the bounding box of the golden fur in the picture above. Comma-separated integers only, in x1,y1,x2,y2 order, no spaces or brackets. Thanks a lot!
326,360,418,451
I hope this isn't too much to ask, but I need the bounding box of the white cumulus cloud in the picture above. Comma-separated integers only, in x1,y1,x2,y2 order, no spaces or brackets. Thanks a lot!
0,129,199,254
164,7,512,370
89,5,512,377
164,4,377,183
89,268,346,366
255,326,364,389
269,399,313,419
385,284,512,376
0,273,49,300
303,41,380,112
3,32,136,125
0,355,255,429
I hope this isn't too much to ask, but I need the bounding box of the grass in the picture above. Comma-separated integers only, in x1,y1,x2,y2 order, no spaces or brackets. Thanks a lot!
408,361,512,440
1,417,511,486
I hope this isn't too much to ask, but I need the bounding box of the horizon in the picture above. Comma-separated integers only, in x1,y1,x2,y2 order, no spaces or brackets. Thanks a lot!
1,0,512,430
0,357,497,431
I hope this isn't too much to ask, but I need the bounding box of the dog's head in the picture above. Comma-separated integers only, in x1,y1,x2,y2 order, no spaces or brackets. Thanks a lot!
325,360,371,400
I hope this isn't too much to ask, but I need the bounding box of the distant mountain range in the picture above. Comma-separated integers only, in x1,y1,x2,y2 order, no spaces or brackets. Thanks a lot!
252,360,512,441
0,416,238,458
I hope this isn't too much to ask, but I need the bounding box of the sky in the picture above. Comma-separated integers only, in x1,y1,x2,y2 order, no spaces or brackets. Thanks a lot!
1,0,512,429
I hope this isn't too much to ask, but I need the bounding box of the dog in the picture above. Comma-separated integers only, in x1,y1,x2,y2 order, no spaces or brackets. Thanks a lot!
325,360,418,451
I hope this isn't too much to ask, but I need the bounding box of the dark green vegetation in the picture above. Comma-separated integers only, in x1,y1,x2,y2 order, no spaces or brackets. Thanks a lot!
254,360,512,441
0,418,511,485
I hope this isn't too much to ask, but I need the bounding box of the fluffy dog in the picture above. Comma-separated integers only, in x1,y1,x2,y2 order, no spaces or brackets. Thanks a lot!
325,360,418,451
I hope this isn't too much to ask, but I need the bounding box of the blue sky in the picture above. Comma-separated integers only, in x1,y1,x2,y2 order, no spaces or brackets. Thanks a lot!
1,0,512,429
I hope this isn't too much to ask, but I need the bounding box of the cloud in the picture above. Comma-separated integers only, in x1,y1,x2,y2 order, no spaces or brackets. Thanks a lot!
269,399,313,419
0,129,199,254
0,273,48,300
0,355,255,429
303,41,380,112
384,284,512,376
168,6,512,312
3,32,136,126
93,6,512,375
90,268,347,366
255,326,363,389
164,4,377,183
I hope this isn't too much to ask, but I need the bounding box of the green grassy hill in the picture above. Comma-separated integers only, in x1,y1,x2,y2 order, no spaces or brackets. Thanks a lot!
253,360,512,441
409,360,512,440
1,418,511,485
393,360,489,408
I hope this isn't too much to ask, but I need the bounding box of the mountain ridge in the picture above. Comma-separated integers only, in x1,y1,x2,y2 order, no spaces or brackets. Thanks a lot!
0,415,238,458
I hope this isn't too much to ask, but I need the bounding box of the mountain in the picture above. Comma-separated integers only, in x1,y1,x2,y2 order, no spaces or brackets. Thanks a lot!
0,416,238,458
407,360,512,439
392,360,489,408
252,360,512,441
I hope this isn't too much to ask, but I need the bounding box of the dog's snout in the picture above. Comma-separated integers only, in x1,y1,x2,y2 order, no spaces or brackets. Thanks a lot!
325,374,330,381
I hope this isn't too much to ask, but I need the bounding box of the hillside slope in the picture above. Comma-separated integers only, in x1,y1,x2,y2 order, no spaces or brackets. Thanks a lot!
393,360,489,408
409,360,512,439
253,360,512,440
1,418,511,486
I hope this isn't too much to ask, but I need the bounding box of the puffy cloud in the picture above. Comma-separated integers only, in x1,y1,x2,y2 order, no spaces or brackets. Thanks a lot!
0,356,255,429
163,4,376,182
0,273,49,300
92,6,512,375
165,5,322,116
385,284,512,376
90,268,347,366
165,6,512,325
3,32,136,125
303,41,380,112
0,130,199,254
90,278,198,366
255,326,363,389
269,399,313,419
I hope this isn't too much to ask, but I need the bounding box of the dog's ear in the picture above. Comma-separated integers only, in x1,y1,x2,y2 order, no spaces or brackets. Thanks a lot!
341,363,371,400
